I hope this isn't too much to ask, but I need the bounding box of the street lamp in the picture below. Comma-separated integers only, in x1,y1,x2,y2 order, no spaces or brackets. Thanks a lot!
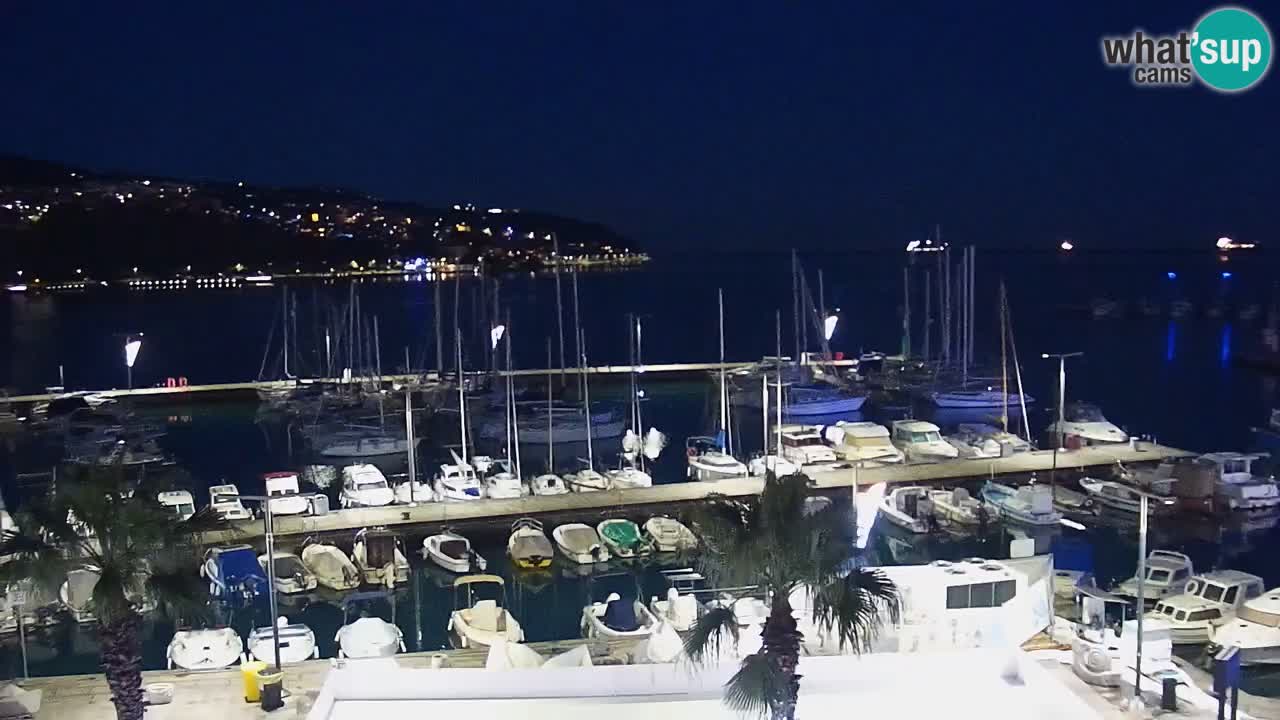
124,335,143,390
1041,352,1084,450
1133,490,1177,709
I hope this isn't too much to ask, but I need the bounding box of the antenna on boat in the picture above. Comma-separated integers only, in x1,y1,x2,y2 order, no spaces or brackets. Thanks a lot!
546,337,554,474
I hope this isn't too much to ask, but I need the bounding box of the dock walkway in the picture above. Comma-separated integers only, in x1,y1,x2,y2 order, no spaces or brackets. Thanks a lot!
203,442,1191,544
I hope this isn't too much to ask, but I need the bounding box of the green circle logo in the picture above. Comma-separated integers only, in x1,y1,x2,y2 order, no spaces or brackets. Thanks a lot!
1192,7,1272,92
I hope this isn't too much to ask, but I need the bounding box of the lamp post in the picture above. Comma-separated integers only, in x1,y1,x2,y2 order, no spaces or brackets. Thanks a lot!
124,335,143,390
1133,490,1177,709
1041,351,1083,498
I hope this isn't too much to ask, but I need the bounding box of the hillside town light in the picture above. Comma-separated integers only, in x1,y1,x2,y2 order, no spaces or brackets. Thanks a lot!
124,337,143,389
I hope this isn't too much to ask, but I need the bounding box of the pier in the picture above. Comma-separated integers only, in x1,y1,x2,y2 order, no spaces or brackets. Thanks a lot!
201,442,1193,544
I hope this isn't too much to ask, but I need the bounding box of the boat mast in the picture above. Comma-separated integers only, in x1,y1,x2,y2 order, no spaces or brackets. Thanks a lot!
627,312,639,471
635,315,645,453
902,265,911,358
281,287,292,379
434,278,444,373
1000,281,1009,432
1006,292,1032,442
553,233,566,386
582,343,594,470
571,268,583,401
718,288,730,455
456,329,468,467
775,310,783,465
545,338,554,474
791,250,801,369
507,311,521,481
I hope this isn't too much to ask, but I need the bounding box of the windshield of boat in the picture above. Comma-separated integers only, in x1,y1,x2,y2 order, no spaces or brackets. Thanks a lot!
353,475,388,489
1221,459,1251,475
1147,569,1171,583
786,434,824,447
365,535,399,567
848,436,890,448
1238,605,1280,628
266,477,299,495
911,431,941,443
1068,405,1105,422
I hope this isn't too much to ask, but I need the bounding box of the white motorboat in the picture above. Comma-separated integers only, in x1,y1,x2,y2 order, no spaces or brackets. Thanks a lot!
1147,570,1266,645
686,436,749,481
824,421,904,465
247,619,318,664
318,432,413,459
956,423,1033,455
258,551,318,594
582,591,658,640
879,486,935,534
351,528,410,586
393,479,434,505
202,545,269,599
650,587,702,632
1208,586,1280,665
944,432,1002,459
553,523,610,564
979,482,1062,526
1113,550,1194,603
483,461,526,499
339,463,395,508
263,472,310,516
530,473,570,496
928,487,993,526
1197,452,1280,511
597,519,651,558
157,490,195,522
930,389,1035,409
448,574,524,649
208,484,252,521
891,420,959,463
778,425,839,468
433,462,485,501
643,516,698,553
424,530,487,574
300,540,361,591
513,413,626,443
747,453,800,477
1046,402,1127,445
605,466,653,489
335,592,405,659
508,518,554,570
1078,477,1169,514
166,628,243,670
565,467,610,492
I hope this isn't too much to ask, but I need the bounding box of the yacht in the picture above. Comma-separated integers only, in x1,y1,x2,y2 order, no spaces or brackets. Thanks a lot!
779,425,839,468
1045,402,1127,445
339,464,395,508
1208,586,1280,665
891,420,959,463
1112,550,1194,604
1147,570,1266,645
686,436,749,481
1197,452,1280,511
317,429,414,459
823,421,904,465
979,482,1061,527
208,484,253,521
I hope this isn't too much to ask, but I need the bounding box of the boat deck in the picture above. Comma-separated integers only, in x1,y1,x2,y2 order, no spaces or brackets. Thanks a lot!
202,442,1192,544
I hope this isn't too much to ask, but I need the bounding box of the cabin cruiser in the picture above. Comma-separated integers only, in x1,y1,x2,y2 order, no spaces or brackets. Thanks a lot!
644,516,698,553
823,421,904,465
956,423,1033,455
1197,452,1280,511
433,461,485,501
1208,586,1280,665
339,464,395,508
930,388,1035,409
879,487,936,533
928,487,992,526
301,539,361,591
1147,570,1266,645
166,627,243,670
202,545,268,599
247,618,318,664
157,490,196,522
393,477,434,504
424,530,487,574
779,425,839,468
597,519,651,558
263,472,311,516
530,472,570,496
1113,550,1194,604
553,523,610,564
891,420,958,463
564,466,610,492
606,465,653,489
979,482,1062,527
508,518,554,569
352,528,410,586
482,459,526,499
686,437,749,481
208,484,253,521
1046,402,1127,445
258,551,318,594
335,592,406,659
448,575,524,649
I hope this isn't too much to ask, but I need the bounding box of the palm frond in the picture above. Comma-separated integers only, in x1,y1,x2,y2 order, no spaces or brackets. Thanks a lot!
723,652,788,719
143,566,211,623
812,567,901,654
683,604,740,666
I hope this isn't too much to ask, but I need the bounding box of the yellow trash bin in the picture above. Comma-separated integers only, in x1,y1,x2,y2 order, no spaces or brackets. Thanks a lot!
241,660,267,703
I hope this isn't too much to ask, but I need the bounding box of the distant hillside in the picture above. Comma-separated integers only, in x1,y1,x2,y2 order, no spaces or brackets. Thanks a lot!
0,155,640,282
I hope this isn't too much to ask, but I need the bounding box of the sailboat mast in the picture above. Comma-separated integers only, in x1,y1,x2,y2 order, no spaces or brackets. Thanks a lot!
1000,282,1009,432
582,346,594,469
718,289,729,454
434,279,444,373
775,310,783,463
791,251,801,368
507,312,521,480
456,329,468,466
761,372,769,456
902,266,911,358
572,268,583,400
545,338,554,473
553,233,566,385
281,287,290,379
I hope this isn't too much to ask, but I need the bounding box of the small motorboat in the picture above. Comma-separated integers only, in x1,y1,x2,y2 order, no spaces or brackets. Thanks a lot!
246,618,319,664
582,584,658,640
301,539,361,591
531,473,570,496
424,530,488,574
1113,550,1195,604
553,523,610,564
1079,477,1171,515
351,528,410,586
930,389,1035,409
508,518,554,570
393,478,434,505
597,519,651,559
433,462,485,501
339,463,395,508
747,453,801,477
208,484,253,521
202,545,268,599
1046,402,1128,446
643,516,698,553
157,490,196,522
166,627,243,670
650,587,702,632
1146,571,1266,645
1198,452,1280,511
890,420,959,463
484,460,526,499
956,423,1033,455
980,482,1063,527
263,472,311,516
927,487,993,526
879,486,936,534
944,432,1002,459
335,592,405,659
565,467,610,492
605,466,652,489
258,551,318,594
448,574,524,649
686,436,749,481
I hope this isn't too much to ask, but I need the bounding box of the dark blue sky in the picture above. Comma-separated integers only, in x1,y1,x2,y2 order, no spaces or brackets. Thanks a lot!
1,2,1275,250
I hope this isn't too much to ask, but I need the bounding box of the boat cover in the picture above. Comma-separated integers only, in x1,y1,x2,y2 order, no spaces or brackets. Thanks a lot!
218,548,267,587
603,599,640,632
365,535,399,566
511,534,553,561
601,521,641,549
304,546,358,584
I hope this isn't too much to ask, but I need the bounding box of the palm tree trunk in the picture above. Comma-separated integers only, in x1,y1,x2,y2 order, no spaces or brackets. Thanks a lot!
761,596,802,720
100,611,146,720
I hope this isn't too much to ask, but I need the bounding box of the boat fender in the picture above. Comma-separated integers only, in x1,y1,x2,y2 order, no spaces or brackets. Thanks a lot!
687,447,697,458
165,377,177,388
178,377,188,387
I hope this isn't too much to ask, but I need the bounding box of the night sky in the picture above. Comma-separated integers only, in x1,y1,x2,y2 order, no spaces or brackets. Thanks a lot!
2,2,1276,250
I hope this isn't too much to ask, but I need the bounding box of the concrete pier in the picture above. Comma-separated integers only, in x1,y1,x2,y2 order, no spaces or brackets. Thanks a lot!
202,442,1192,544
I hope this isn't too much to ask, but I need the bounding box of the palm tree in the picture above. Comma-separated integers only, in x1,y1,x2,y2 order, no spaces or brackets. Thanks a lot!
0,464,222,720
683,471,900,720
